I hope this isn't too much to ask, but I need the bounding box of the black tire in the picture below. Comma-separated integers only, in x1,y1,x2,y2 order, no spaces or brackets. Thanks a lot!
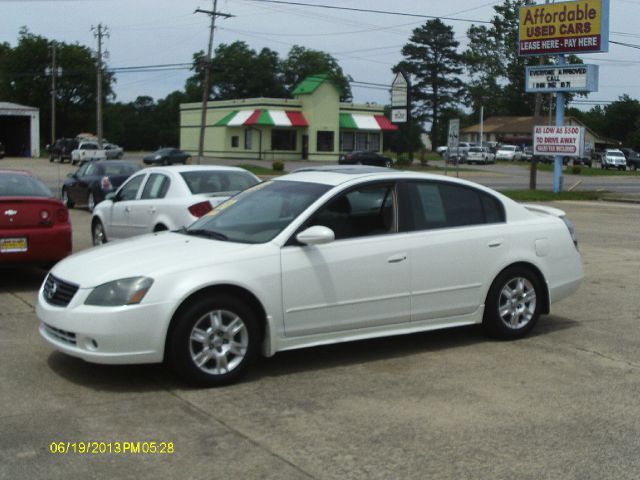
87,191,96,212
91,219,108,245
482,266,542,339
153,224,168,232
167,295,261,387
162,157,169,166
384,159,392,168
61,188,74,208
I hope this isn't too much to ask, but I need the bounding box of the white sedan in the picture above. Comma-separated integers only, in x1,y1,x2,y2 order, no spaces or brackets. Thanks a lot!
90,165,260,245
38,167,583,386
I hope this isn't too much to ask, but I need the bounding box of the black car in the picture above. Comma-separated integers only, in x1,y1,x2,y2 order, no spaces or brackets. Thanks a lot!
620,148,640,171
143,148,191,165
338,151,393,168
573,156,593,167
48,138,79,163
61,160,140,211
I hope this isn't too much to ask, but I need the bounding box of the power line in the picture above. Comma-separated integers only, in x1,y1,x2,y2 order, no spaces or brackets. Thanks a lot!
242,0,492,24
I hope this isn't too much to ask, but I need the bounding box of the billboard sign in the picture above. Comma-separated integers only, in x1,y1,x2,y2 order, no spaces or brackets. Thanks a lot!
519,0,610,56
533,125,585,157
525,64,599,93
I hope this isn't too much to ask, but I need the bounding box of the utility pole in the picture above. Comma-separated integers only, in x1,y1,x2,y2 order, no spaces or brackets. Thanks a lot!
92,23,109,148
195,1,233,164
46,41,62,148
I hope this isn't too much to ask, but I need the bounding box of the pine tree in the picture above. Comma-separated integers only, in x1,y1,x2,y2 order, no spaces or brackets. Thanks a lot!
395,19,465,148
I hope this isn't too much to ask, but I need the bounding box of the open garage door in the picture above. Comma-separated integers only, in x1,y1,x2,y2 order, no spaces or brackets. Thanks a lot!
0,115,31,156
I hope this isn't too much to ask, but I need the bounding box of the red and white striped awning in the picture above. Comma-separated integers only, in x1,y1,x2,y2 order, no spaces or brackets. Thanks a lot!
215,110,309,127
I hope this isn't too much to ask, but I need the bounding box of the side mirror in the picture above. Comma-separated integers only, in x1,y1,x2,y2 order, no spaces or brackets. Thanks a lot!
296,225,335,246
66,172,76,179
105,192,117,201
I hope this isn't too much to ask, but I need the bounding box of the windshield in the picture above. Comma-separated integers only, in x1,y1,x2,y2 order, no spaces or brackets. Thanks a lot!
608,152,624,158
184,180,331,243
501,146,516,152
469,147,483,153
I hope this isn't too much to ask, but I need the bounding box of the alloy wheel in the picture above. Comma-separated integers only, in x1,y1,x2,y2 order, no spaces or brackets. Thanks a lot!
497,277,537,330
188,309,249,376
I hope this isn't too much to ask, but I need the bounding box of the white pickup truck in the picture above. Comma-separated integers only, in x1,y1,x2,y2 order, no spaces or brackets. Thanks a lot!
71,141,107,165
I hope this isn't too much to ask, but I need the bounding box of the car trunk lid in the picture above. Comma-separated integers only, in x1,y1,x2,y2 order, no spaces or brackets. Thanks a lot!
0,197,66,229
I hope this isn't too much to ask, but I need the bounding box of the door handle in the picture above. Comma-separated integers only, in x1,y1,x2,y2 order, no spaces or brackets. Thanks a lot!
388,254,407,264
488,238,504,248
125,206,131,213
149,207,156,214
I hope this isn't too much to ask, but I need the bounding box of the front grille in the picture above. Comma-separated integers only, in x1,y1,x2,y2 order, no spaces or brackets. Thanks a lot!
43,274,79,307
43,323,77,345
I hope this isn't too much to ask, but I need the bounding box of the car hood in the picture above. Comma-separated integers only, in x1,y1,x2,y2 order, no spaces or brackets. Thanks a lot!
51,231,255,288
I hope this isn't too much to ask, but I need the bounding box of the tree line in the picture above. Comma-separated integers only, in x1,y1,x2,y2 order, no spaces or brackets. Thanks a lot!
1,1,638,153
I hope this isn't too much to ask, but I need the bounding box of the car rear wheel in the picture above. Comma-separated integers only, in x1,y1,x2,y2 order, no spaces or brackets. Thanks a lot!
61,188,74,208
483,267,542,339
162,158,169,166
91,219,107,245
384,159,392,168
167,295,260,386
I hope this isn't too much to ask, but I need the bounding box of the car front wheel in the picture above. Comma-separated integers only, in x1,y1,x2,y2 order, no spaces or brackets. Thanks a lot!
167,295,261,387
483,267,542,339
91,219,108,245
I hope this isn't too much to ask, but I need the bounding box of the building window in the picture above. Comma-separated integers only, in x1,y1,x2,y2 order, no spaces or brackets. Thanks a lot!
244,130,252,150
271,129,296,151
369,133,380,152
231,136,239,148
355,132,368,151
317,131,334,152
340,132,354,152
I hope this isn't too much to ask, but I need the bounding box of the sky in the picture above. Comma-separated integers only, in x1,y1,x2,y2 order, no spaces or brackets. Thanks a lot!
1,0,640,111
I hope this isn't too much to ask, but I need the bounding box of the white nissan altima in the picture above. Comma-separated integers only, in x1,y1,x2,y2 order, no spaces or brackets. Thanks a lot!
37,166,583,386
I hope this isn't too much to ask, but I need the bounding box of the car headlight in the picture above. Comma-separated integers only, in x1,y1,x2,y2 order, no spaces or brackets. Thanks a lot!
155,155,162,160
85,277,154,306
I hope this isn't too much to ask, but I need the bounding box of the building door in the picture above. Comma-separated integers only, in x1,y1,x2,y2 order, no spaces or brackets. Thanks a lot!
302,134,308,160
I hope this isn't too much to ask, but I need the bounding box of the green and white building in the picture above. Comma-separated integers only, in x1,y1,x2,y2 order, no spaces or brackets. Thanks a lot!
180,74,397,161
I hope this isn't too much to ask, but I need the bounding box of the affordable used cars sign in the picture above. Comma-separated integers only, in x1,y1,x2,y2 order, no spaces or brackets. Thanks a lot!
519,0,610,56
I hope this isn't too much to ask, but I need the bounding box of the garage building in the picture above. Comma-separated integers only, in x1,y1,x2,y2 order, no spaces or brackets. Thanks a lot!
0,102,40,157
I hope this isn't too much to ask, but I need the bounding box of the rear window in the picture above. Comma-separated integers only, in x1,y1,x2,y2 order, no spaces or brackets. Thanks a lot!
180,170,259,194
0,173,52,197
103,164,139,176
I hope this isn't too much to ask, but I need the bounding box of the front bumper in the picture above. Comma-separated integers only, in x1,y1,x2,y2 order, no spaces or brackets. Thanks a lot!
37,285,174,365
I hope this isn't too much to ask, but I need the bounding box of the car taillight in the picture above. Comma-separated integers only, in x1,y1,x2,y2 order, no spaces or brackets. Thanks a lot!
101,176,113,191
188,201,213,217
40,210,50,221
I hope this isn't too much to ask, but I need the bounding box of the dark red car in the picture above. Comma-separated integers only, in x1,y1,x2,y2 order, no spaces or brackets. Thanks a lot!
0,170,72,268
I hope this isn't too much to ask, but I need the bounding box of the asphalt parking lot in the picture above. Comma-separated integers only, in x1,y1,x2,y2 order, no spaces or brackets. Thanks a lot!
1,159,640,479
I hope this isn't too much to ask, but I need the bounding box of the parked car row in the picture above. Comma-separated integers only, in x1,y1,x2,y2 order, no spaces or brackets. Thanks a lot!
48,138,124,164
2,159,586,387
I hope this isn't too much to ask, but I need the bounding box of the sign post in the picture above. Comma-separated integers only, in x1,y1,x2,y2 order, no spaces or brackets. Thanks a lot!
518,0,609,193
391,71,412,162
446,119,460,177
